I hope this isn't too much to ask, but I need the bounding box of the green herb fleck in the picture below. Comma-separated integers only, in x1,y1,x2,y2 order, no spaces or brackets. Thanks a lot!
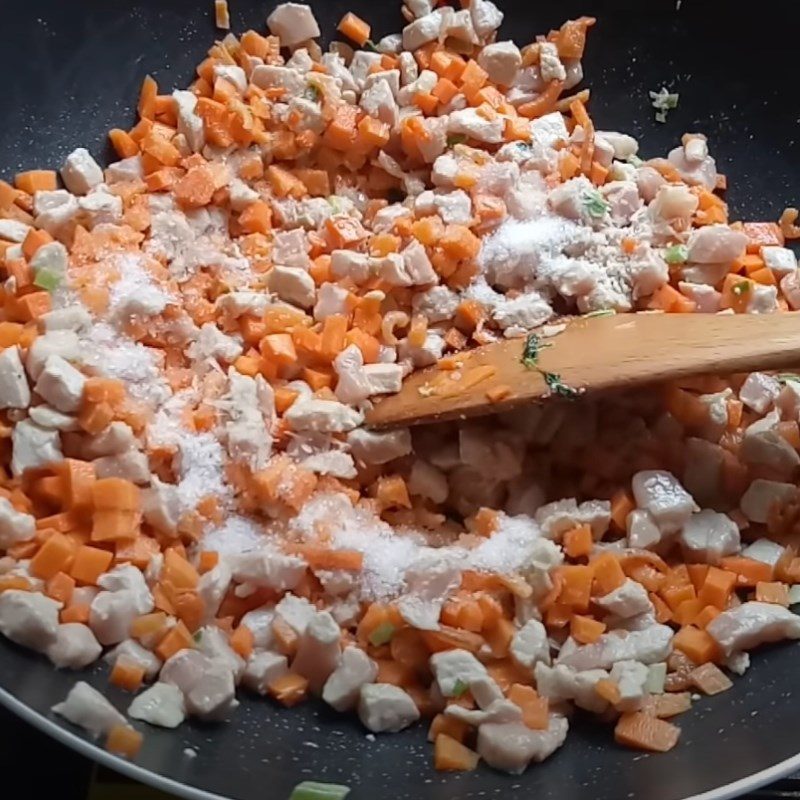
664,244,689,264
289,781,351,800
327,195,344,214
363,39,379,52
649,87,679,124
521,332,549,369
582,188,609,219
33,269,62,292
452,679,469,697
447,134,467,147
304,82,322,102
193,630,203,643
543,370,580,399
626,154,643,167
368,621,395,647
732,281,751,296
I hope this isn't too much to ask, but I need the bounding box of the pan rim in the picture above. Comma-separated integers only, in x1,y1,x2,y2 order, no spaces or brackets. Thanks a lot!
1,681,798,800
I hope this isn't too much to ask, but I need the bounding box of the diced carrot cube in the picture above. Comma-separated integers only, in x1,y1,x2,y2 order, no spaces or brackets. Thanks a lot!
110,657,146,692
105,724,143,759
69,545,114,585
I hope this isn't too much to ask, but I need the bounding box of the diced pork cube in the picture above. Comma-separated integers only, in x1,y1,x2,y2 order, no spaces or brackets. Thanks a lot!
679,509,740,564
477,716,568,774
141,476,181,534
686,225,747,264
0,346,30,409
626,508,662,550
762,246,797,276
556,624,674,671
290,610,342,693
742,538,786,566
596,579,654,619
534,663,610,713
229,549,306,593
61,148,103,195
242,651,288,695
266,2,321,47
470,0,504,39
40,305,92,333
347,428,412,465
128,681,186,728
358,683,420,733
46,623,103,670
739,372,780,414
447,108,505,144
52,681,127,736
105,639,162,681
11,420,62,477
0,497,35,550
707,601,800,657
431,649,488,696
322,646,378,712
631,470,697,534
477,41,521,86
313,282,350,321
402,11,443,51
90,589,151,646
285,398,363,432
538,42,566,82
740,411,800,478
609,660,649,712
173,90,205,153
739,479,797,524
510,619,550,671
34,355,86,413
0,589,60,651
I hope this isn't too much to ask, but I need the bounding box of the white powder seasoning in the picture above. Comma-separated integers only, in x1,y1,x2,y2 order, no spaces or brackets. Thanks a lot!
108,252,173,318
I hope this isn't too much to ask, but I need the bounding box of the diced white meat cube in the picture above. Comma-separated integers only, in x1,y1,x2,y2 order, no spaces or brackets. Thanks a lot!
128,681,186,728
242,651,288,695
364,69,401,98
40,305,92,333
445,698,521,727
330,250,371,284
362,363,403,397
0,497,35,550
596,579,654,619
33,190,80,238
739,372,781,414
89,590,149,646
626,508,662,550
46,623,102,669
445,9,478,43
52,681,127,736
510,619,550,671
252,65,305,97
197,561,232,624
469,675,504,709
430,649,488,696
781,270,800,309
477,716,568,775
596,131,639,160
96,448,153,483
649,184,698,221
631,470,697,534
556,624,674,671
161,649,238,720
105,639,162,681
609,660,649,712
349,51,383,89
61,148,103,195
34,355,86,413
160,649,207,693
0,219,31,242
477,41,521,86
667,144,717,190
26,330,80,381
525,112,568,150
358,683,420,733
141,476,181,534
740,479,796,523
347,428,412,465
687,225,747,264
707,601,800,657
229,549,306,593
407,460,449,504
313,282,350,321
679,509,740,564
742,538,786,566
762,246,797,276
470,0,504,39
534,497,611,539
267,266,316,308
602,180,643,224
0,346,30,409
78,188,123,229
213,64,246,94
97,565,152,606
678,281,721,313
534,663,610,713
447,108,505,144
538,42,566,82
187,322,243,363
360,80,399,127
11,420,62,477
402,11,443,51
493,292,554,331
285,398,363,432
398,553,461,631
173,90,205,153
407,0,434,18
227,179,260,212
740,411,800,477
0,589,60,651
275,593,316,634
289,610,342,693
301,450,357,479
196,625,245,681
322,646,378,712
746,283,778,314
106,155,144,184
401,240,437,286
266,2,320,47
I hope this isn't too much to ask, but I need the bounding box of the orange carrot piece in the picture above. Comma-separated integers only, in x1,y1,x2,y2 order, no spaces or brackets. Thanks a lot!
570,614,606,644
507,684,549,730
29,532,76,580
92,478,140,511
138,75,158,120
755,581,790,606
15,170,57,193
672,625,720,665
563,524,593,559
267,672,309,706
105,724,144,759
698,566,738,609
154,620,193,661
688,662,733,696
434,734,480,771
428,713,470,744
337,12,371,46
614,712,680,753
45,571,76,605
69,545,114,585
110,657,146,692
719,556,774,587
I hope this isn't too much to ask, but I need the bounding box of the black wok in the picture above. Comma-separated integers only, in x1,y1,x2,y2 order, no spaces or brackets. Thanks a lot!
1,1,799,799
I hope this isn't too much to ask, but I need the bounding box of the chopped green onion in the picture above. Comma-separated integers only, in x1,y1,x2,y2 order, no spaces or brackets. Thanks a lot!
304,82,322,102
368,621,395,646
363,39,378,52
664,244,688,264
777,374,800,385
192,630,203,643
649,87,679,123
33,268,62,292
543,370,580,399
644,663,667,694
581,188,609,219
447,134,467,147
289,781,351,800
452,679,469,697
732,281,750,296
626,154,643,167
521,332,551,369
327,196,344,214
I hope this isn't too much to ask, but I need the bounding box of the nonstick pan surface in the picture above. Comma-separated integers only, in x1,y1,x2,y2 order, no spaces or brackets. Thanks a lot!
1,2,799,799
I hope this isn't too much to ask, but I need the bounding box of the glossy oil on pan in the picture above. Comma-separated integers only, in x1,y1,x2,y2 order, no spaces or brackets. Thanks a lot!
0,1,799,799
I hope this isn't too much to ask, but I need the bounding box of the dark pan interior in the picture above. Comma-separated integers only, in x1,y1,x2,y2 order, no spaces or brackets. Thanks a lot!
1,1,799,799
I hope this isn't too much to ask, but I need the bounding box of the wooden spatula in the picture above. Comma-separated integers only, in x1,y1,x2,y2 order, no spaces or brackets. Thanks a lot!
366,312,800,429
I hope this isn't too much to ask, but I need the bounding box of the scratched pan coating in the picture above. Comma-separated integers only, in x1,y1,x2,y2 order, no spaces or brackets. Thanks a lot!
1,1,799,799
